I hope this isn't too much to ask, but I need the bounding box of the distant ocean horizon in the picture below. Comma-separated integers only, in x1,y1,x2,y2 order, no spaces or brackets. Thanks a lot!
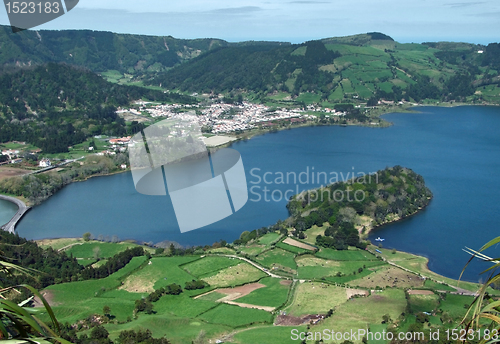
6,105,500,282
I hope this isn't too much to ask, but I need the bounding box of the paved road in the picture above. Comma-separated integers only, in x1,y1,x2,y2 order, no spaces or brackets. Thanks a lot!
0,195,30,233
29,157,85,175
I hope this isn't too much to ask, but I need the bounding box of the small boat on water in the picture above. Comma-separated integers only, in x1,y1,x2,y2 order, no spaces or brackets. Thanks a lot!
375,237,385,242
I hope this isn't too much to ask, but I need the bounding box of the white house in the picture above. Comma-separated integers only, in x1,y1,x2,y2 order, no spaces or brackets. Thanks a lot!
39,159,51,168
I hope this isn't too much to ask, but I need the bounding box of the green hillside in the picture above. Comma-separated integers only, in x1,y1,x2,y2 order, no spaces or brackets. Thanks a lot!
0,25,289,79
0,63,196,153
0,25,228,74
149,33,500,104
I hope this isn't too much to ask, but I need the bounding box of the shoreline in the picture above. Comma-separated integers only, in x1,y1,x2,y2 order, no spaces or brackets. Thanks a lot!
360,196,433,238
0,103,497,284
0,194,30,233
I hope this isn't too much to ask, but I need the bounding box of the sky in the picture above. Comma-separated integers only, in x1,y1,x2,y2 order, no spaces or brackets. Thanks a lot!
1,0,499,44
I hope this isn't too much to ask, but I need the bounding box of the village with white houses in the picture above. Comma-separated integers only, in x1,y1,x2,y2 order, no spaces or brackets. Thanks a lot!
1,100,353,170
134,100,347,134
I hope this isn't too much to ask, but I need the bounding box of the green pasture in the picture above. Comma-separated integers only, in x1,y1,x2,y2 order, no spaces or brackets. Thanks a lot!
315,247,375,261
235,277,290,308
276,242,310,254
197,303,273,327
65,241,152,259
255,248,297,270
233,326,307,344
408,293,440,313
182,256,240,277
258,232,281,245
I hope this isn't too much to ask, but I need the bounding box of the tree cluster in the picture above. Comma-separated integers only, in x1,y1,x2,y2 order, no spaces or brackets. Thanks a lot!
184,280,209,290
146,283,183,302
287,166,433,250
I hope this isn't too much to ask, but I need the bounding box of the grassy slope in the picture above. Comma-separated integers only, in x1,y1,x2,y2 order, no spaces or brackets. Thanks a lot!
40,238,492,344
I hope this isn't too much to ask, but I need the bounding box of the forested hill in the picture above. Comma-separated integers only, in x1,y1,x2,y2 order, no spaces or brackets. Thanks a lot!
0,63,196,153
0,25,288,74
149,34,500,104
286,166,433,250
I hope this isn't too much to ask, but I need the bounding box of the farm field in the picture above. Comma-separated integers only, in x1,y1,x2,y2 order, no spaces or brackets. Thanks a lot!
202,263,266,288
35,233,487,344
254,248,297,271
285,281,347,316
258,232,281,245
234,277,290,308
182,256,240,277
64,241,154,259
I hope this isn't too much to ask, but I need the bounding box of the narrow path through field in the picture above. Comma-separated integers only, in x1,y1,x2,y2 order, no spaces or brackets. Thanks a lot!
216,325,271,343
224,300,275,312
209,254,283,278
58,242,84,251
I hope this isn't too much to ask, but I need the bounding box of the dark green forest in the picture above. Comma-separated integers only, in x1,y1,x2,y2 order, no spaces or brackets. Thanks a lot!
0,25,225,73
0,63,196,153
0,231,145,290
286,166,433,250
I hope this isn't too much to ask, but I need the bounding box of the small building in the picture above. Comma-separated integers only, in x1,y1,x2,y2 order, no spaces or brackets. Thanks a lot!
88,147,94,151
39,159,51,168
121,164,127,169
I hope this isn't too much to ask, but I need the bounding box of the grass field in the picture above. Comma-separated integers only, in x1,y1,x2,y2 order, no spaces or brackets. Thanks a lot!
276,242,309,254
207,247,236,254
408,293,440,313
234,277,290,308
348,266,424,289
296,255,385,280
258,232,281,245
316,248,376,261
202,263,266,288
182,256,240,277
296,92,322,104
197,303,273,327
238,245,268,256
424,279,457,291
153,293,219,318
439,294,475,319
64,241,153,259
314,288,407,337
104,314,230,344
285,282,347,316
254,248,297,271
120,256,199,293
375,247,481,292
46,256,148,324
232,325,308,344
368,324,388,344
37,238,83,250
33,230,491,344
303,226,325,244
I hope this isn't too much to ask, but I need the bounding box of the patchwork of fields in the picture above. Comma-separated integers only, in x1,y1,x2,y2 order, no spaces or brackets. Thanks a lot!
38,236,490,344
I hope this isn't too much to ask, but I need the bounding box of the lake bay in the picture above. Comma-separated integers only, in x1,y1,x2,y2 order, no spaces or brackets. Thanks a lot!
9,106,500,281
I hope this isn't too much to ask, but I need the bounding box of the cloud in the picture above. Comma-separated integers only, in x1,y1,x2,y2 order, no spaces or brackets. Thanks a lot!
467,10,500,16
445,2,486,8
210,6,262,14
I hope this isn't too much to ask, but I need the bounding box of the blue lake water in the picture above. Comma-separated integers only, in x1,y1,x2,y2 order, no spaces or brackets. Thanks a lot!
8,105,500,281
0,199,18,227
